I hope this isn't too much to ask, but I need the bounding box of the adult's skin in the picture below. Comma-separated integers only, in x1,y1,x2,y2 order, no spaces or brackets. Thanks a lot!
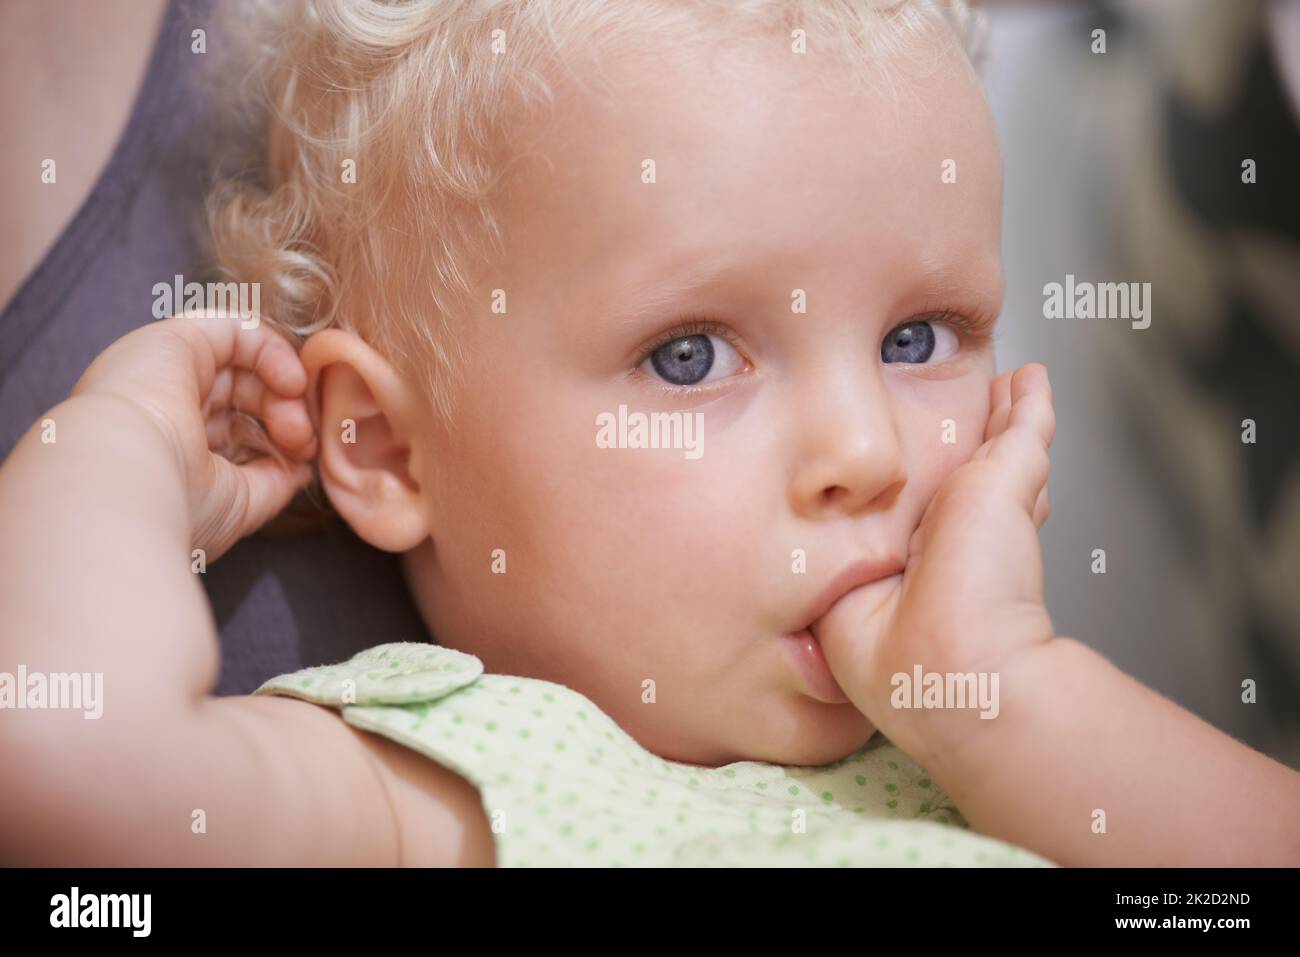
0,0,168,312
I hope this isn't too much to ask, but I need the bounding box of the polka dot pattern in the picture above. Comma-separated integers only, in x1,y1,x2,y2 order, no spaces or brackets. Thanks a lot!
254,642,1055,868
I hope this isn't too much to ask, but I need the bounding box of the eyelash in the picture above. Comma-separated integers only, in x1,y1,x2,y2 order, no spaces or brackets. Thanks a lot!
918,305,996,345
632,307,993,384
631,315,749,390
636,316,739,358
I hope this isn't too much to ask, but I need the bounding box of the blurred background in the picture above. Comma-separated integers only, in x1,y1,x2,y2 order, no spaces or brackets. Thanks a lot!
983,0,1300,769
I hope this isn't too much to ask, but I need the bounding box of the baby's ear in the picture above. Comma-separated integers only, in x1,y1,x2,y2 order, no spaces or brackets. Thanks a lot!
300,329,430,552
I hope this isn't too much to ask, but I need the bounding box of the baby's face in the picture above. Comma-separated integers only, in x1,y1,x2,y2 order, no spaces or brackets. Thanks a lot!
404,30,1002,766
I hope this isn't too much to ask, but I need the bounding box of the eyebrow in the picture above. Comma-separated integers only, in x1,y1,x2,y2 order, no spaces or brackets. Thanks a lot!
606,254,738,328
911,261,1005,319
605,254,1004,328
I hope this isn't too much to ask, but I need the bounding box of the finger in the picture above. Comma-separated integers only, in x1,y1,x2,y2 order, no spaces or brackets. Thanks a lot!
263,394,318,460
813,572,901,712
206,367,234,415
225,369,314,459
169,313,306,402
984,370,1015,442
1032,483,1049,529
205,367,288,420
202,368,276,447
1007,363,1055,450
988,424,1050,516
971,365,1055,507
200,455,313,558
204,373,316,461
228,367,268,416
236,456,314,534
205,414,234,451
235,323,307,398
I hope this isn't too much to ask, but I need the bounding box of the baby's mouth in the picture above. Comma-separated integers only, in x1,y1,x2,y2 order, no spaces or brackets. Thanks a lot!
782,627,850,705
795,554,908,638
780,557,902,706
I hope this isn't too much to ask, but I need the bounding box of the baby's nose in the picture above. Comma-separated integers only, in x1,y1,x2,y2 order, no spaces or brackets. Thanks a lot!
786,376,907,519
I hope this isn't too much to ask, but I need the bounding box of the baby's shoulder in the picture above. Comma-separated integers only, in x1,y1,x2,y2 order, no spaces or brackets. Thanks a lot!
253,641,497,866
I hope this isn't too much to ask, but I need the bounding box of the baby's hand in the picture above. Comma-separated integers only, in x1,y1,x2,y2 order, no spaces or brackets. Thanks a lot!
814,363,1056,765
71,314,317,560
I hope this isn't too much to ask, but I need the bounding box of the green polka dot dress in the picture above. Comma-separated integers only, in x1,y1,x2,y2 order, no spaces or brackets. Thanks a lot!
254,642,1055,868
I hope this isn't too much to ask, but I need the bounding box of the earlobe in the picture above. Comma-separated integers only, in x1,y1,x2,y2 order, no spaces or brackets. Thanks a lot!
300,330,431,553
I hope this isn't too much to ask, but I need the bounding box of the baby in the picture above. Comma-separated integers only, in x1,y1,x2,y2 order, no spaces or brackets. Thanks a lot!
2,0,1298,867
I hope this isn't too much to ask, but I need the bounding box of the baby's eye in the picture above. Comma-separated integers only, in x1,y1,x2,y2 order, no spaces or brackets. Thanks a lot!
880,320,959,364
641,333,744,386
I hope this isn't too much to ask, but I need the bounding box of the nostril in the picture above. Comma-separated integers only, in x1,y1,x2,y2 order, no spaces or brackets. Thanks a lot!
820,485,851,507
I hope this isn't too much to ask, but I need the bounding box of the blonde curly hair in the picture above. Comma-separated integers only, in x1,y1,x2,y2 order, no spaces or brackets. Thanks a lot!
207,0,986,428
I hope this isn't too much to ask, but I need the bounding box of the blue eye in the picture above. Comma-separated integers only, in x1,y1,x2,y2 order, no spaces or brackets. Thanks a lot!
881,320,958,364
642,333,744,386
652,334,713,384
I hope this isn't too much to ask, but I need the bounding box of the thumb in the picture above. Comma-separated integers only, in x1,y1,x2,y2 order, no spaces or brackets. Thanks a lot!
236,457,314,534
813,575,900,714
195,456,313,559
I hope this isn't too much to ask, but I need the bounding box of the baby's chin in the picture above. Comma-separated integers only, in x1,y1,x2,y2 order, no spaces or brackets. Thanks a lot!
649,700,877,769
754,702,878,768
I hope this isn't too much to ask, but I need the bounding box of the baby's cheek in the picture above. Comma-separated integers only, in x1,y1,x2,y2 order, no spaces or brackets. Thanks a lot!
896,376,992,518
936,374,992,459
907,415,981,496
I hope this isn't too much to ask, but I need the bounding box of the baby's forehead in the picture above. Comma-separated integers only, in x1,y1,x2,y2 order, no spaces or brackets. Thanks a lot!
497,31,1001,310
506,19,997,201
529,17,983,130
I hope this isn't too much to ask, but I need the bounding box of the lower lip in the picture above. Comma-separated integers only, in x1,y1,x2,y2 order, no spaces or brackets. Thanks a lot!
782,629,850,705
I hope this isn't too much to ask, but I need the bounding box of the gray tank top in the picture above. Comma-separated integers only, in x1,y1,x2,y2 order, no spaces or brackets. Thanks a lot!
0,0,428,694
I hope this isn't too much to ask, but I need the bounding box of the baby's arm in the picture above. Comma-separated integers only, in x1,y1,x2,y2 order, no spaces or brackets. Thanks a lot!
0,319,492,865
910,637,1300,867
